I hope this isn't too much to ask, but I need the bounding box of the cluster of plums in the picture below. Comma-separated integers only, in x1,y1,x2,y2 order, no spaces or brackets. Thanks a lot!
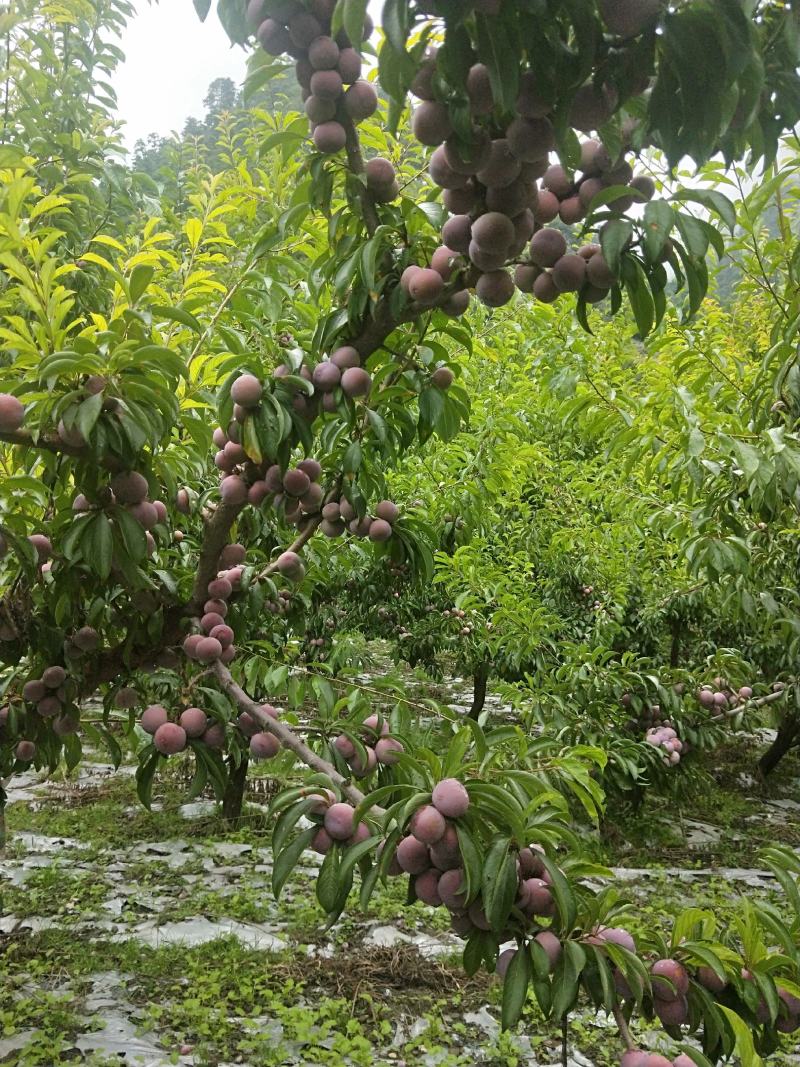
19,665,78,737
275,352,372,420
139,703,222,755
182,547,247,666
332,712,404,777
320,497,399,542
1,667,74,762
696,678,753,716
644,724,685,767
248,0,377,155
236,702,282,761
404,45,657,309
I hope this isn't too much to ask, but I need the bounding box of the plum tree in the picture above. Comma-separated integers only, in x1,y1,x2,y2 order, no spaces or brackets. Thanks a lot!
1,0,800,1060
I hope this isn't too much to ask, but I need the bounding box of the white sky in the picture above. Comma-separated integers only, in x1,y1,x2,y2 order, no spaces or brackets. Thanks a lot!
112,1,383,153
112,3,248,151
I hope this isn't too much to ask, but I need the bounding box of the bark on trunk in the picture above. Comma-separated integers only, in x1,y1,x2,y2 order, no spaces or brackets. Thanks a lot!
669,619,682,668
759,712,800,777
469,662,490,721
222,755,248,823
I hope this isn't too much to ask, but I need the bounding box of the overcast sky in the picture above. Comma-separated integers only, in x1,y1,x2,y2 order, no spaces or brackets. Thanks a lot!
112,1,383,153
112,5,248,151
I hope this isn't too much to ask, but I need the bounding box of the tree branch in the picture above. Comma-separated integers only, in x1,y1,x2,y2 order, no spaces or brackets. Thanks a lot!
612,1006,635,1051
341,113,380,237
213,660,385,812
254,515,322,582
0,428,85,458
187,500,245,614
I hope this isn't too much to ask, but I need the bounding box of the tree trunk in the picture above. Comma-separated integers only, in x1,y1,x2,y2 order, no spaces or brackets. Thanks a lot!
669,618,682,668
222,755,248,824
759,712,800,777
0,794,6,854
469,662,490,721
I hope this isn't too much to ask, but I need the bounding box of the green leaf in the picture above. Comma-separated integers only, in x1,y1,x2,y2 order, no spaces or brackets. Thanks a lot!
643,201,675,263
129,264,155,305
193,0,211,19
273,826,317,899
136,749,160,810
501,944,531,1030
344,0,369,53
75,392,103,441
84,512,113,580
600,220,633,277
152,305,203,333
670,189,736,231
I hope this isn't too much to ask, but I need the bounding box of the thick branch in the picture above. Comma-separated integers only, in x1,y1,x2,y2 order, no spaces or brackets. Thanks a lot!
188,500,245,614
708,686,787,724
342,114,380,237
255,515,322,582
0,428,85,458
214,660,385,812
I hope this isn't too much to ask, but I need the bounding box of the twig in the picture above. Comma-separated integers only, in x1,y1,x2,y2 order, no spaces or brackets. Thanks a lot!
612,1005,635,1051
